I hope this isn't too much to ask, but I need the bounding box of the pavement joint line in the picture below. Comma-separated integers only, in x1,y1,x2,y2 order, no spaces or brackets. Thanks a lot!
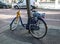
0,25,9,33
45,19,60,21
47,25,60,29
0,24,60,34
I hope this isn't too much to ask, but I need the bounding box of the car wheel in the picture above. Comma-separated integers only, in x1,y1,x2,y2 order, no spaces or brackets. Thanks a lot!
3,6,6,9
14,6,19,9
7,6,9,9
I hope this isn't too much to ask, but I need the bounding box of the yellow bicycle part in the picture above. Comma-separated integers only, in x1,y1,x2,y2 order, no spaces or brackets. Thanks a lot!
15,10,21,23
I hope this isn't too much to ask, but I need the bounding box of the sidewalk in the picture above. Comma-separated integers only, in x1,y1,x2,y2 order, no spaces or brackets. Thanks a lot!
0,9,60,44
0,9,60,33
0,25,60,44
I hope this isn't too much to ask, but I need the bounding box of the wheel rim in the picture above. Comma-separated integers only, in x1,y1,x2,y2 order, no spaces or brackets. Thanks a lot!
30,20,46,38
12,18,19,30
15,6,18,9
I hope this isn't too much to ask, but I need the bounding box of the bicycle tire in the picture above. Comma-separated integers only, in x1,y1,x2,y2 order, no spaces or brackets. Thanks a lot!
10,17,20,31
29,18,47,39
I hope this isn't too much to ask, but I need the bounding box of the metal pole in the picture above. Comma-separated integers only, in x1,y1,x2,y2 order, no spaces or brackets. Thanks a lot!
26,0,31,18
26,0,31,26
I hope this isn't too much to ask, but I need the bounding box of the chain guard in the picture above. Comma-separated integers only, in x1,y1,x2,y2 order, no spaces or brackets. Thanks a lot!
29,24,39,30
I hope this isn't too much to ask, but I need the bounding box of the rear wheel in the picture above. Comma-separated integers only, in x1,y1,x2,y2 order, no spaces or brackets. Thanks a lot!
10,17,20,31
29,18,47,39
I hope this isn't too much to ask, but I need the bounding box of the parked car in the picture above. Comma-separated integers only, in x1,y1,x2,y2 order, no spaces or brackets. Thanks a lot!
0,1,12,9
14,4,36,9
13,0,36,9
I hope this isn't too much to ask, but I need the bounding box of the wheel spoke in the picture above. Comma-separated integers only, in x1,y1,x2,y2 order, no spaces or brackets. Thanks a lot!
30,19,47,39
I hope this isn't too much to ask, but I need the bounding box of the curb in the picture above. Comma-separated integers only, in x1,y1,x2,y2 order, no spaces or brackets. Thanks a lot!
37,8,60,11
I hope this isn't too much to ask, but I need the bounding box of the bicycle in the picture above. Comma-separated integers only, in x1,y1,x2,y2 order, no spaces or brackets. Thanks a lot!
10,9,47,39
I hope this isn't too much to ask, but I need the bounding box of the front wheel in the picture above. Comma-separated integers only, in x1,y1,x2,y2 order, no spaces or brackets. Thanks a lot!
10,17,20,31
29,18,47,39
3,6,6,9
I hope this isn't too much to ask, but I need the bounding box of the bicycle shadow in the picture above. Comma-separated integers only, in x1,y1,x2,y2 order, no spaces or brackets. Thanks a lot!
2,26,46,44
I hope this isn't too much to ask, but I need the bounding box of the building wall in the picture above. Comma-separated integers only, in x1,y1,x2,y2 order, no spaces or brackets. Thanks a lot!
38,0,55,2
41,0,47,2
47,0,51,2
35,0,60,9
